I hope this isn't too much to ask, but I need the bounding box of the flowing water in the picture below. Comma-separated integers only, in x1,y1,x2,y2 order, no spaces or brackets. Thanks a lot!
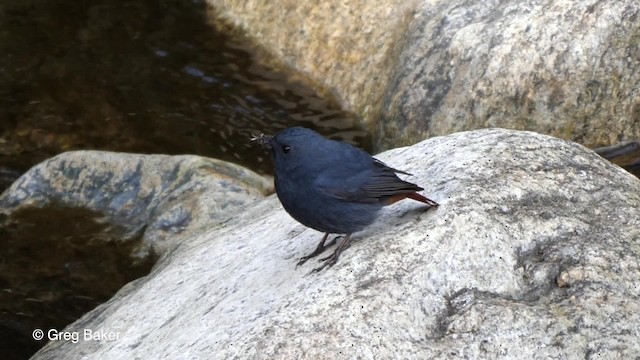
0,0,371,193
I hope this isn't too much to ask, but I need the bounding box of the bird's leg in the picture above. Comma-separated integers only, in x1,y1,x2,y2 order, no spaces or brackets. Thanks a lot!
297,233,333,267
311,233,353,273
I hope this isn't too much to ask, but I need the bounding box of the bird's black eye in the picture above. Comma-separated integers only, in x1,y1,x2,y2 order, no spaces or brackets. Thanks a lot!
282,145,291,153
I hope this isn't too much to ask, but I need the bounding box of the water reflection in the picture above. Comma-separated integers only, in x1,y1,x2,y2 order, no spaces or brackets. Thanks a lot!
0,0,370,194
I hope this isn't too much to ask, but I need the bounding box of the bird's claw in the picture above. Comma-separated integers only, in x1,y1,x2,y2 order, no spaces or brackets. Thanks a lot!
310,256,337,273
295,235,341,268
309,240,349,273
318,252,335,262
296,256,312,268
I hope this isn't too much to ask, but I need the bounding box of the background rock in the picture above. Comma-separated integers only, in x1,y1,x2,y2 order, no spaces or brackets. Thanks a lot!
207,0,640,151
0,151,272,357
206,0,420,131
1,151,272,255
380,0,640,150
31,129,640,359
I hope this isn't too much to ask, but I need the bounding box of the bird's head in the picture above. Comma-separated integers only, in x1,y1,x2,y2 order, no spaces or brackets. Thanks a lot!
253,127,325,173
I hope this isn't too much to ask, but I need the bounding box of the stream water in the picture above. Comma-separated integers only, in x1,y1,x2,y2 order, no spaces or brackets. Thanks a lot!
0,0,371,193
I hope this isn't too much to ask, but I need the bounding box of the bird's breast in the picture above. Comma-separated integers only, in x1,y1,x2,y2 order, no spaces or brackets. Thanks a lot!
274,173,381,234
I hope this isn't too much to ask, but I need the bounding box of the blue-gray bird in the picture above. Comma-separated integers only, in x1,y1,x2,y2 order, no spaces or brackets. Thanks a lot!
256,127,437,272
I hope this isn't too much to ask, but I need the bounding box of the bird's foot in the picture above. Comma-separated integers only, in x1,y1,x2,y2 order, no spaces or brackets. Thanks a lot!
296,254,317,268
310,253,338,273
318,241,350,263
309,235,352,273
296,235,341,268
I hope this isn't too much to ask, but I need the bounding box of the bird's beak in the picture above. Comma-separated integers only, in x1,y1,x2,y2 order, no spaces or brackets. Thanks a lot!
250,132,273,149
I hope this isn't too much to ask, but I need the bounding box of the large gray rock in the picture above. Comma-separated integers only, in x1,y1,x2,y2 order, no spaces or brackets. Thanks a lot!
32,129,640,359
207,0,640,151
380,0,640,150
0,151,272,357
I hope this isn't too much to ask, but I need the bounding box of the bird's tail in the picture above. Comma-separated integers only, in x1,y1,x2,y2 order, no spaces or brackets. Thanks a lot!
406,192,439,207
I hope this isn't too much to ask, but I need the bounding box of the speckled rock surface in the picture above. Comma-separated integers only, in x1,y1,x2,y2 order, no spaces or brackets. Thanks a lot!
207,0,640,152
380,0,640,150
0,151,272,255
31,130,640,359
0,151,272,355
206,0,420,130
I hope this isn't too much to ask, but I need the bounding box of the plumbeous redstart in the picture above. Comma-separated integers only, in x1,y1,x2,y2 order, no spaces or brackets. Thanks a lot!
255,127,437,272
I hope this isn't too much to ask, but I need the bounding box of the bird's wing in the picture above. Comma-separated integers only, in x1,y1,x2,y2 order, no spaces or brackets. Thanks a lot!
316,158,423,204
